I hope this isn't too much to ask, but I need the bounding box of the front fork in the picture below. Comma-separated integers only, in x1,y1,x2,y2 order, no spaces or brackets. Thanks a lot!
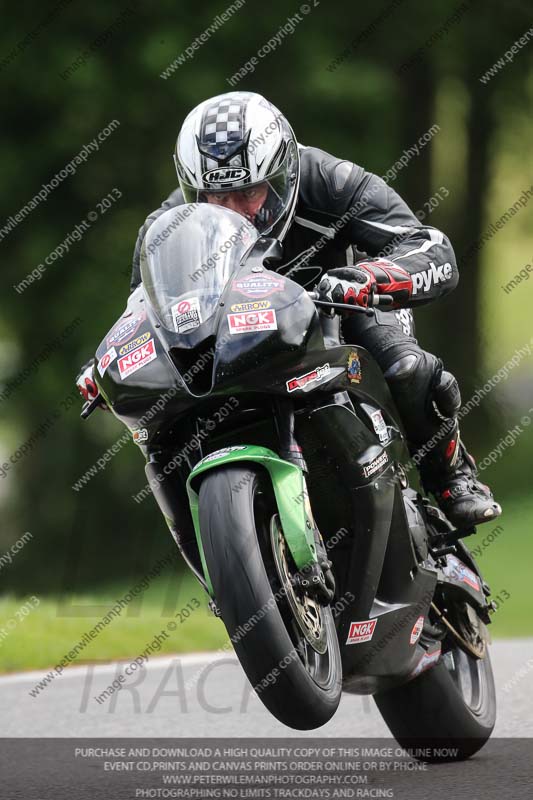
274,398,335,606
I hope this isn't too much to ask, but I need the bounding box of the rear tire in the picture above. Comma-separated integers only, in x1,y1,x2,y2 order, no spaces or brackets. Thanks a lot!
198,465,342,730
374,640,496,761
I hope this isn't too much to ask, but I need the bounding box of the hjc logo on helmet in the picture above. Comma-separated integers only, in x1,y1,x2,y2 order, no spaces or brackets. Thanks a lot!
203,167,251,184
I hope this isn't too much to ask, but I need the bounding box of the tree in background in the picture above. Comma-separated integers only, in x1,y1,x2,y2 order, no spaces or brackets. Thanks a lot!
0,0,531,592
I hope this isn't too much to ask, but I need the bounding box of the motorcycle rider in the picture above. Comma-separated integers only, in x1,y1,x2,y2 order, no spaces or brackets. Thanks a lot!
78,91,501,528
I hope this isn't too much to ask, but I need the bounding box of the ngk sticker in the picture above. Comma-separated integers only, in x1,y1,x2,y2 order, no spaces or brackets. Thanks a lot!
118,339,157,380
410,615,424,645
287,364,331,393
171,297,202,334
346,618,377,645
228,309,277,334
97,346,117,377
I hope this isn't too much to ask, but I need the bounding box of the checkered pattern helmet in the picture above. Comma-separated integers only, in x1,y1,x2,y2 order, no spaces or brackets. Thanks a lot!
174,92,299,241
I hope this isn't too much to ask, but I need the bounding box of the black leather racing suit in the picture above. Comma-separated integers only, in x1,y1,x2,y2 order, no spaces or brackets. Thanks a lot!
130,145,460,460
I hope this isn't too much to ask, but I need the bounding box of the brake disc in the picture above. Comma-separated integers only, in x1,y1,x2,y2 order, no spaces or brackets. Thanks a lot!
270,515,327,654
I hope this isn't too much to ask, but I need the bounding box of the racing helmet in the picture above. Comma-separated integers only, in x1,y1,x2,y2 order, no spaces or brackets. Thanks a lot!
174,91,299,242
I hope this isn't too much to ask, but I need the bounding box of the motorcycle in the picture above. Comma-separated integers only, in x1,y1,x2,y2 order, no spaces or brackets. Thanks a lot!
83,203,496,759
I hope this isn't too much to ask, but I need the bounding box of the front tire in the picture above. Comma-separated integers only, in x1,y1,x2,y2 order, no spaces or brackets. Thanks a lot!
198,465,342,730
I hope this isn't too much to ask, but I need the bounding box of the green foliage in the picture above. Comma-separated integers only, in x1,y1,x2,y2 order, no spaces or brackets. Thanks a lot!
0,0,532,607
472,494,533,639
0,570,227,673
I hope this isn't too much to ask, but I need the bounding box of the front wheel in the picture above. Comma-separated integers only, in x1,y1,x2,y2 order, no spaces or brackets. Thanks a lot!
198,465,342,730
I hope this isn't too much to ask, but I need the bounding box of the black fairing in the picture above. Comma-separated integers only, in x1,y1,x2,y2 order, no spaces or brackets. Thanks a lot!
90,216,484,695
96,262,324,435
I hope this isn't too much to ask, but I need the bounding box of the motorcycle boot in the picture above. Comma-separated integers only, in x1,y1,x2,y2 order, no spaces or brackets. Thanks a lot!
419,418,502,529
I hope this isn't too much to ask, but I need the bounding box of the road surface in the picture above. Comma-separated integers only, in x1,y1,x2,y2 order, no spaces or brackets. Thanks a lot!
1,642,532,799
1,639,532,737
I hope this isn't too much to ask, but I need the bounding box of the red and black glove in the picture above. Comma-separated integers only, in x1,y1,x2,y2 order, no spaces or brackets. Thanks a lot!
317,261,412,310
76,358,100,402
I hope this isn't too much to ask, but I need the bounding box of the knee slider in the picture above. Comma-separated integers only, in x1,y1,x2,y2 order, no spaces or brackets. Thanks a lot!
432,369,461,419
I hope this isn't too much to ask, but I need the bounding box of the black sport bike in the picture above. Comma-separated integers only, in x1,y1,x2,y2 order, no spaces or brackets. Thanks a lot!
83,204,496,760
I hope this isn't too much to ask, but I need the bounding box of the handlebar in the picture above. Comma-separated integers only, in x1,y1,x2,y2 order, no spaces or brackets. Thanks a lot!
80,395,104,420
307,291,394,315
372,294,394,307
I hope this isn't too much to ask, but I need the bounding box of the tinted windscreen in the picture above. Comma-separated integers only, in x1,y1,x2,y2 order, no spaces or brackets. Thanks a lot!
140,204,259,333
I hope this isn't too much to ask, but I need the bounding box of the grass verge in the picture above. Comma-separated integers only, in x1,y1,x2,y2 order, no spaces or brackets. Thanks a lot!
0,569,226,674
0,496,530,674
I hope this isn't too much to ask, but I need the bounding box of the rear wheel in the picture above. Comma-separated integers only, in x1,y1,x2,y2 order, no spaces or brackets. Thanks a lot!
374,602,496,761
198,465,342,729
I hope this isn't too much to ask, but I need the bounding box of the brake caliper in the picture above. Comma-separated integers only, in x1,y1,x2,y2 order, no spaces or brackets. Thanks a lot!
292,525,336,606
